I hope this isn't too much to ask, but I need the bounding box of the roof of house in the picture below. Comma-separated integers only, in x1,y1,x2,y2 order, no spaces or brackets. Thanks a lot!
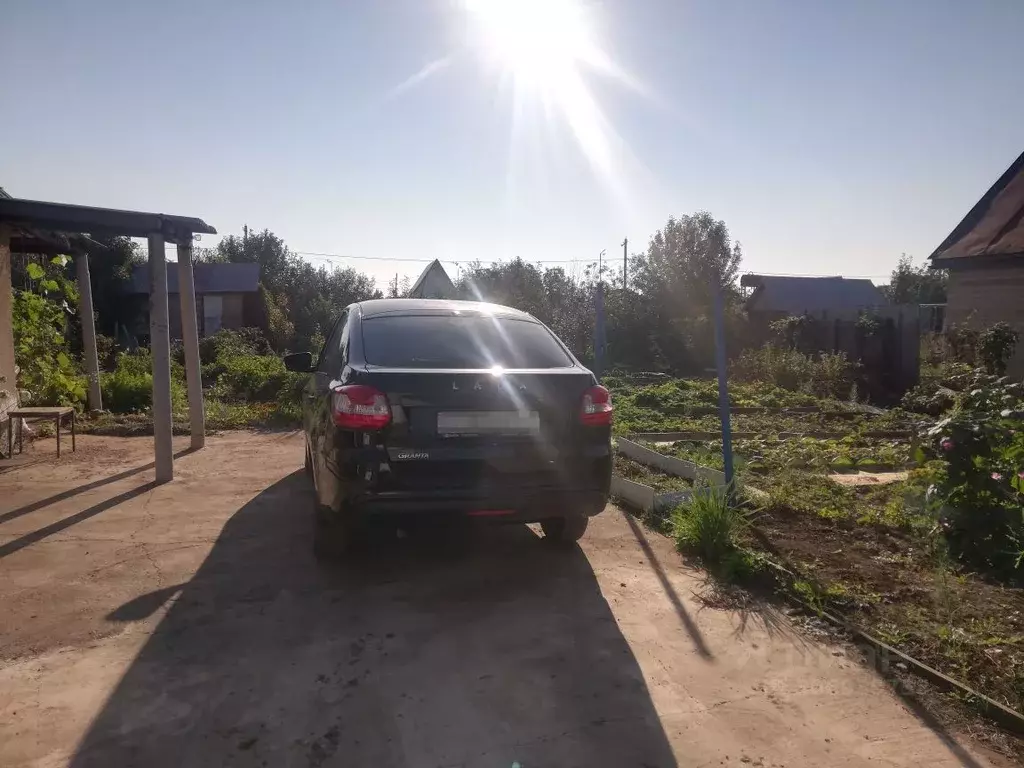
930,149,1024,263
408,259,456,298
741,274,886,313
130,262,260,294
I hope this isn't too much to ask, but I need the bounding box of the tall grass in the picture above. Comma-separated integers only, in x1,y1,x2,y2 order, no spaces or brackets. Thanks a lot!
671,485,750,565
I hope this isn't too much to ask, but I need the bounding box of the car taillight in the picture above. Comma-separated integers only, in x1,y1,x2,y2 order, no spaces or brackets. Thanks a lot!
332,385,391,430
580,385,613,426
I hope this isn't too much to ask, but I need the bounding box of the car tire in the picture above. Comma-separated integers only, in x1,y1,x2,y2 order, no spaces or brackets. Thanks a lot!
541,513,589,545
304,444,313,479
313,505,353,561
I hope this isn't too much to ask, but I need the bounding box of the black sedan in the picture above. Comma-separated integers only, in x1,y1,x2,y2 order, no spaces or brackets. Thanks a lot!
285,298,612,558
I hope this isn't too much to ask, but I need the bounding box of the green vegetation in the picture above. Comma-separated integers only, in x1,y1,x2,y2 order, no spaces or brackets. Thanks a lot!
11,255,87,406
732,346,856,400
671,485,749,565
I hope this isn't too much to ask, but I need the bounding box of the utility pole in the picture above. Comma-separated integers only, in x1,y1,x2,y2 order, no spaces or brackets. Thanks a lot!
598,249,605,282
622,237,628,291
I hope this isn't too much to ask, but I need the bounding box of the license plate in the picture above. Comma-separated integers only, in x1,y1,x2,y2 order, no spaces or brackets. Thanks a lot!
437,411,540,436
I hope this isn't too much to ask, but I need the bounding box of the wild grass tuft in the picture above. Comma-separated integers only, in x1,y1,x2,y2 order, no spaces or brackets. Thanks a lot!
671,485,750,565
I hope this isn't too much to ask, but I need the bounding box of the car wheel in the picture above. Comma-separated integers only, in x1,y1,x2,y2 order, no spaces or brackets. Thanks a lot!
541,513,589,545
313,505,353,561
304,444,313,479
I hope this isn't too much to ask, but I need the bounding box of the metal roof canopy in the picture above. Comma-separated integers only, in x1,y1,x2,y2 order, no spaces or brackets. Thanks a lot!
0,197,216,244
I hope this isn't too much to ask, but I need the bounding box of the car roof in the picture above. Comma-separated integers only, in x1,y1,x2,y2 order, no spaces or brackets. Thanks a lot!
356,298,537,321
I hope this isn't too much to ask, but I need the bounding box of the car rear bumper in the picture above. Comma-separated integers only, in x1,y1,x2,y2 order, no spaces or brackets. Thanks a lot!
348,487,608,523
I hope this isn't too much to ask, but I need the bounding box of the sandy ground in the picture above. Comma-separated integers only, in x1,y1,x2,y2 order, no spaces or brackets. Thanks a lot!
0,431,1007,768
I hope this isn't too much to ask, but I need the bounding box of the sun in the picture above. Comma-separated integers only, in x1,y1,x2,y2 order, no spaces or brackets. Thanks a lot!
463,0,601,84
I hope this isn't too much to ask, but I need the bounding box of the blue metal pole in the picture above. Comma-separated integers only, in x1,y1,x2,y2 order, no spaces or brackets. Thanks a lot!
712,282,735,492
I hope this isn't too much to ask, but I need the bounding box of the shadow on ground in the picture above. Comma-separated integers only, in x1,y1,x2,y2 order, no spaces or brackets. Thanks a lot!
71,471,678,768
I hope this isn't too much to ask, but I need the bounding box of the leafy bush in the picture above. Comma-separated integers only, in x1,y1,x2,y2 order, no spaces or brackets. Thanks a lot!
769,315,814,349
733,346,815,391
12,288,86,407
923,371,1024,577
901,379,956,416
198,328,272,366
979,322,1019,375
671,485,749,565
101,351,186,413
213,355,302,402
94,334,118,371
812,352,856,400
732,345,855,399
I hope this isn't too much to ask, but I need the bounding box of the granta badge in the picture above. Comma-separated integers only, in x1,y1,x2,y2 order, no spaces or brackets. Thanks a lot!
394,451,429,461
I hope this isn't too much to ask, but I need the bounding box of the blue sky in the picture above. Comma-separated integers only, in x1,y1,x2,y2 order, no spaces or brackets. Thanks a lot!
3,0,1022,289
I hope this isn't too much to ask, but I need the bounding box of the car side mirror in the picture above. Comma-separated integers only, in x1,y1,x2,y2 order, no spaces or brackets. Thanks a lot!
284,352,314,372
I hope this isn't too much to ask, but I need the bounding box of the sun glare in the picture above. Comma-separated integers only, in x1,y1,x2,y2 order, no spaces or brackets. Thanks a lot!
464,0,599,82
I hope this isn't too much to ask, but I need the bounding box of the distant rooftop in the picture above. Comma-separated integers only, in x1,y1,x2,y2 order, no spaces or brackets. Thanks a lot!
742,274,887,313
130,262,260,294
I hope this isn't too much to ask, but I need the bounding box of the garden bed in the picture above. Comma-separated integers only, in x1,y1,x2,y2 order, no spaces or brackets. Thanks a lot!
752,469,1024,737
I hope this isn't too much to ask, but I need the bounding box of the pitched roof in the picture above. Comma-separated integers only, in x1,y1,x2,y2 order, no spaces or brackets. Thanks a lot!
408,259,456,299
130,262,260,294
930,149,1024,263
741,274,886,313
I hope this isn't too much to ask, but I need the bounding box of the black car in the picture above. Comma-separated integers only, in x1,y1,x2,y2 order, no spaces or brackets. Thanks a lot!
285,298,612,557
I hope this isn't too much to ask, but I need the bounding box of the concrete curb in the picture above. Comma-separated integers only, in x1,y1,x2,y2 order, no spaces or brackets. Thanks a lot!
617,437,730,487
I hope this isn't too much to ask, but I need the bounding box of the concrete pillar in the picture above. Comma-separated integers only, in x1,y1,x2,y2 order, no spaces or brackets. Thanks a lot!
75,253,103,410
0,227,17,431
176,240,205,448
148,233,173,483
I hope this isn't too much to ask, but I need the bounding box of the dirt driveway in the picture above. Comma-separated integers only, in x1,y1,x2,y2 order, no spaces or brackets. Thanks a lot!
0,432,1004,767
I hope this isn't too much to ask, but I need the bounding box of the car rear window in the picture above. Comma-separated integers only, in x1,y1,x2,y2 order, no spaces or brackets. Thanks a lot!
361,314,573,369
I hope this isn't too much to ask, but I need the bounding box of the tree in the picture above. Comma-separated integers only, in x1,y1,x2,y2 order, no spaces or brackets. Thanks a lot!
631,211,742,311
215,229,381,351
85,236,143,338
628,212,744,372
456,258,595,360
882,254,947,304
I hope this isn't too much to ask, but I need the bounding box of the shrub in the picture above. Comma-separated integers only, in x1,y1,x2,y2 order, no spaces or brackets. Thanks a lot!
12,288,86,407
923,372,1024,578
94,334,118,371
213,355,288,402
198,328,271,366
811,352,856,400
101,351,186,413
979,322,1019,375
732,345,855,399
944,323,980,365
733,346,814,391
671,485,749,565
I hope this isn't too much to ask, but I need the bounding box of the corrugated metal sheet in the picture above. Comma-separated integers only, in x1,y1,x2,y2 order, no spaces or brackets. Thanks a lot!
130,262,260,294
743,275,886,313
931,149,1024,262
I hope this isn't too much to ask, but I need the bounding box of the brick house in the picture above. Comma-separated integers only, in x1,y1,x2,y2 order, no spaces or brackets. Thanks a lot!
930,150,1024,378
